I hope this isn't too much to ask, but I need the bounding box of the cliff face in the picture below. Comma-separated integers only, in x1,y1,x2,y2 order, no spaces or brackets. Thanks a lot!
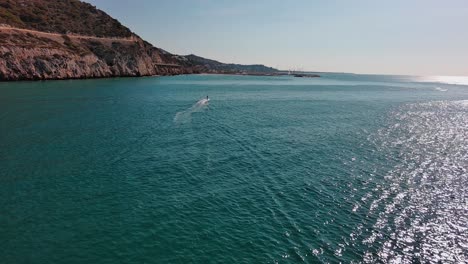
0,0,193,80
0,0,277,81
0,27,194,81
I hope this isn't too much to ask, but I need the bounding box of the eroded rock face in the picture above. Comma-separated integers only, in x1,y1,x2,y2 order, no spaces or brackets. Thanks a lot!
0,0,194,81
0,0,277,81
0,30,192,81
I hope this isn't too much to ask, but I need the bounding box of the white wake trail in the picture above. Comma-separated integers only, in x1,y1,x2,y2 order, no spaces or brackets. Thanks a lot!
174,98,210,124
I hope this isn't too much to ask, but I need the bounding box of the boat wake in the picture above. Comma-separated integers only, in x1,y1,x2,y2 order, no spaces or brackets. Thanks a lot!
174,98,210,124
434,87,448,92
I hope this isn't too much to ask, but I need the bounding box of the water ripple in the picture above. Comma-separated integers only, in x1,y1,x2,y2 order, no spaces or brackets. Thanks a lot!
357,100,468,263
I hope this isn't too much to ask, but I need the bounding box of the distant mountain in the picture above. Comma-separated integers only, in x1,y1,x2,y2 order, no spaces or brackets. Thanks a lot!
0,0,277,81
181,54,278,74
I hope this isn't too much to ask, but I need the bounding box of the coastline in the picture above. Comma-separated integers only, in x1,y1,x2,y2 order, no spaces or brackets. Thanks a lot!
0,72,321,83
190,72,320,78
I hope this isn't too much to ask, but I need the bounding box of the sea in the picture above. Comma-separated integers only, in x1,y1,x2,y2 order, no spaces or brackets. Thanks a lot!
1,73,467,263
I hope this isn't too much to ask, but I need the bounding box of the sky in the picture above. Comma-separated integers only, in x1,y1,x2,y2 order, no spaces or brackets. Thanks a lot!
85,0,468,76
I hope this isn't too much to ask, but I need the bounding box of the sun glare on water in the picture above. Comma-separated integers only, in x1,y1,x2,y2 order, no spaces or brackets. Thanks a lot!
416,76,468,86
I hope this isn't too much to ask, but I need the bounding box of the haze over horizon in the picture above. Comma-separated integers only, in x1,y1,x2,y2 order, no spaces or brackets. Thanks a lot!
85,0,468,76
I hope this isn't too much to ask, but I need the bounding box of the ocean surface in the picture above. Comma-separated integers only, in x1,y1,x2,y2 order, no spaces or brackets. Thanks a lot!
1,73,467,263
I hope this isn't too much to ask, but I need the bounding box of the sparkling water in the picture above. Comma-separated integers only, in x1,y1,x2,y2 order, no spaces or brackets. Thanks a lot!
1,74,467,263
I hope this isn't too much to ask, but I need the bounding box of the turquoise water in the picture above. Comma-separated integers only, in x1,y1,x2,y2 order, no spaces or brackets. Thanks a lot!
1,74,467,263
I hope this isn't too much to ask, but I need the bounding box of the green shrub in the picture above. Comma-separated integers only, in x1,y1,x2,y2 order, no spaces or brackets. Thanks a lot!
0,7,24,26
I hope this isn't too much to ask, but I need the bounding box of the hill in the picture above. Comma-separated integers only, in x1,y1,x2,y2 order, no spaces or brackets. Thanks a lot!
0,0,132,37
182,55,278,74
0,0,278,81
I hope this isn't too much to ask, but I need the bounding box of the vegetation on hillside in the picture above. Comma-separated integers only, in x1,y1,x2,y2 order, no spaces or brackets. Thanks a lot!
0,0,279,80
183,54,278,73
0,0,132,38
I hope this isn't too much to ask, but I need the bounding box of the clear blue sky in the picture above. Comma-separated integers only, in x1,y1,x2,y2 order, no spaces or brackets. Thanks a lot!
85,0,468,76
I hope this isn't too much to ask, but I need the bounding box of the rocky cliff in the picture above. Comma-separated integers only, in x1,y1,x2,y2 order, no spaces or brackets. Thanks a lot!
0,26,197,81
0,0,277,81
